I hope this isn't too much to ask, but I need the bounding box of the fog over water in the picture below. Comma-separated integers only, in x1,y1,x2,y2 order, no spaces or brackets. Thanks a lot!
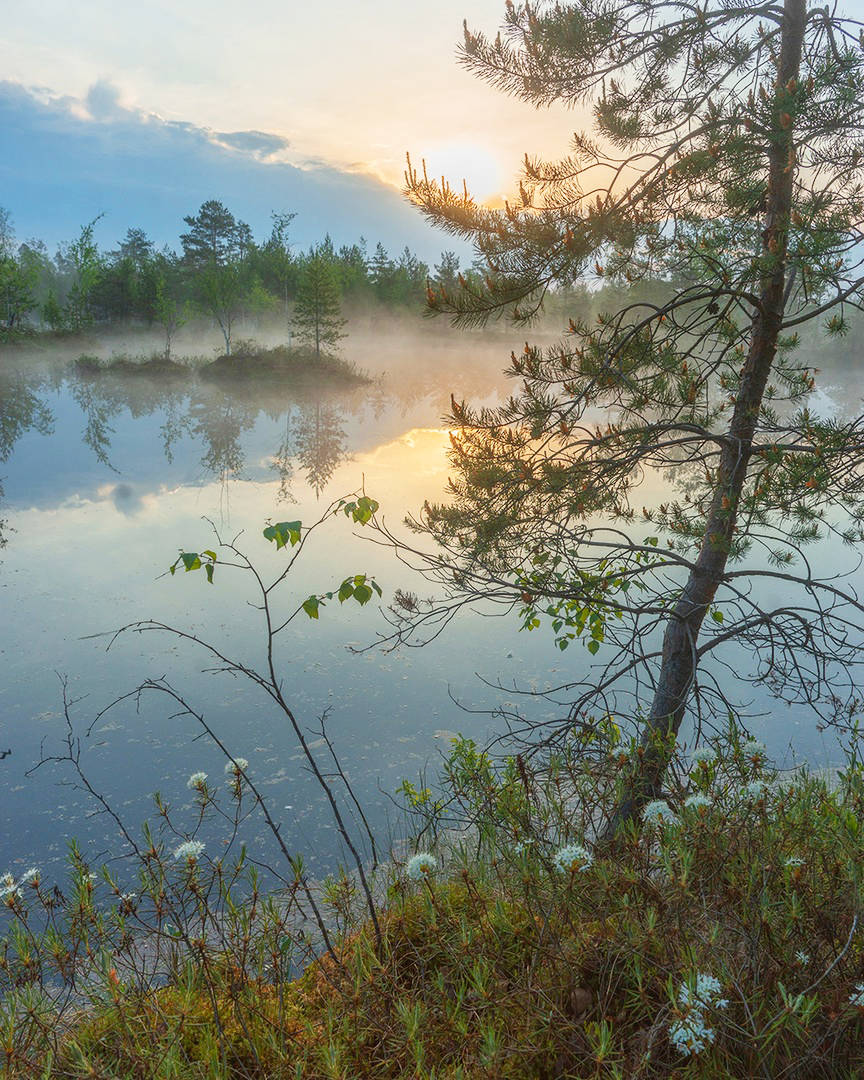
0,319,859,883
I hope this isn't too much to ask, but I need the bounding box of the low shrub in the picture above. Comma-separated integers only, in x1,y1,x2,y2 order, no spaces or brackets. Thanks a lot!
2,728,863,1077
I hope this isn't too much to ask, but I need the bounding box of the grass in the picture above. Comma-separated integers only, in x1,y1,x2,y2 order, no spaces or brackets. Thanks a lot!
73,352,190,377
198,343,371,390
2,727,864,1077
69,342,371,392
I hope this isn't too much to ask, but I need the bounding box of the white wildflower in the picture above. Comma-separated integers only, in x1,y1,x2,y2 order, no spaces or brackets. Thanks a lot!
552,844,593,874
670,973,727,1056
405,853,437,881
642,799,676,824
224,758,249,774
784,856,804,868
741,739,767,758
19,868,39,884
187,771,208,790
848,983,864,1008
683,794,711,811
0,872,14,889
679,974,726,1010
795,951,810,966
691,746,717,766
120,892,137,903
743,780,769,800
173,840,205,861
669,1013,716,1056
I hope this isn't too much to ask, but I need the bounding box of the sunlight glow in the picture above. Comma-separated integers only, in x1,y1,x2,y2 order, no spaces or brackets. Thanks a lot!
422,141,509,202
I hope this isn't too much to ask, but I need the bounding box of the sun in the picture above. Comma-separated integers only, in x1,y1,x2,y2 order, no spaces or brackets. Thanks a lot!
422,140,509,204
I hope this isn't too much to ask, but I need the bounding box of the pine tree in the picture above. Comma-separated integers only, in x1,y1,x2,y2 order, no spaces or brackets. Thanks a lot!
180,200,252,270
402,0,864,836
180,201,254,356
292,247,347,359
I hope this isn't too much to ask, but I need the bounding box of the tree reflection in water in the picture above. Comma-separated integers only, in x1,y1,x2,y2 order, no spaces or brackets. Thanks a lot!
0,367,54,548
53,366,367,514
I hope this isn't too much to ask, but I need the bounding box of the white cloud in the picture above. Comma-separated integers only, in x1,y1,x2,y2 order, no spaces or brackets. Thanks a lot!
0,80,463,262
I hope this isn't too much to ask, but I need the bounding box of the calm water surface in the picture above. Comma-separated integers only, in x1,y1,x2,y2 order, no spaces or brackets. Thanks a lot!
0,330,572,880
0,328,855,882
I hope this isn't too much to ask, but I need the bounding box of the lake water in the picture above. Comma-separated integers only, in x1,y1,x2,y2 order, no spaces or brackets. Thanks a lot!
0,325,857,883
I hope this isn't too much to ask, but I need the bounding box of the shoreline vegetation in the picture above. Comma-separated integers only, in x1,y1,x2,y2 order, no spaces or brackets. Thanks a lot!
2,728,864,1077
71,343,372,392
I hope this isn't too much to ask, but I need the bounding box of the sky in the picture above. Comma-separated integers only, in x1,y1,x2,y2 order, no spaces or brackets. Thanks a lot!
1,0,587,257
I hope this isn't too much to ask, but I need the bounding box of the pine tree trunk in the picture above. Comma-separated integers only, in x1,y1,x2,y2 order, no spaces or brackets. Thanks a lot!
600,0,808,842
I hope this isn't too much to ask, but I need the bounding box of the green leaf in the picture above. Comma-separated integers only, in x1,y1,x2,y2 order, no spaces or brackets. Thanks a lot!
205,563,214,585
181,553,202,572
302,596,320,620
201,550,218,561
264,521,302,550
353,583,373,605
355,496,379,523
342,496,380,524
711,609,724,624
587,639,601,655
338,581,355,603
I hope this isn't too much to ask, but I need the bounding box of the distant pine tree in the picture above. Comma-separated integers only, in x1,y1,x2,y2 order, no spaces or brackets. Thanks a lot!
292,247,347,359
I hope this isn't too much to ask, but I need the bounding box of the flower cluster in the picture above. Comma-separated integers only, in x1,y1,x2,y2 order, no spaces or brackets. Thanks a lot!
173,840,205,862
741,739,767,759
691,746,718,766
0,871,22,902
679,974,728,1011
552,844,593,874
0,868,38,901
848,983,864,1009
668,1011,716,1056
405,853,437,881
642,799,676,825
187,771,208,790
225,758,249,774
669,973,728,1056
683,793,711,811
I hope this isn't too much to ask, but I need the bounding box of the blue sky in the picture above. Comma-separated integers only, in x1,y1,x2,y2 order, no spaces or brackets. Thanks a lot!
1,0,582,258
0,79,460,260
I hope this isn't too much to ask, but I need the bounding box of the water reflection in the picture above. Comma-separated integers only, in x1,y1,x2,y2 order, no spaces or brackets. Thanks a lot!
294,402,348,498
0,366,55,547
0,343,527,880
6,324,858,882
57,366,432,508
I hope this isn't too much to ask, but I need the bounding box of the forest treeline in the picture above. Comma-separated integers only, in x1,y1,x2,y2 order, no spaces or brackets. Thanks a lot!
0,200,478,348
